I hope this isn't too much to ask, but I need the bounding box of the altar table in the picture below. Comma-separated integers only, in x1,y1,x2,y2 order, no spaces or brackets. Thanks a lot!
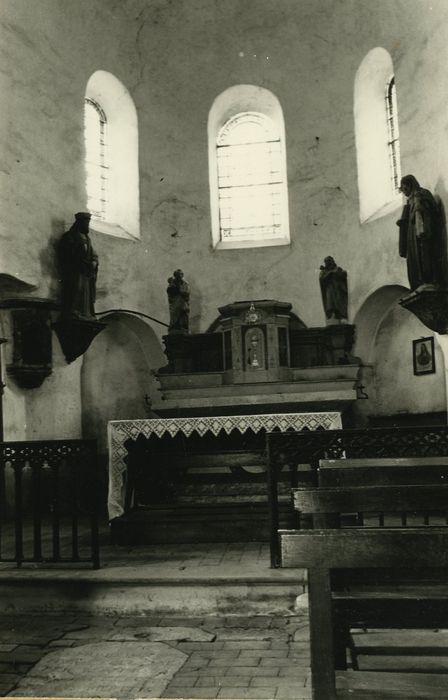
107,411,342,520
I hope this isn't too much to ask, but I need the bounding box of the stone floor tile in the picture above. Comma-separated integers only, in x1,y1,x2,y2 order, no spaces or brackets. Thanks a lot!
278,666,310,676
218,687,276,698
196,665,230,676
0,648,44,664
276,684,311,699
0,663,33,675
180,657,212,672
9,641,186,699
214,629,286,642
260,657,296,667
110,626,216,643
0,675,21,695
208,657,260,667
164,674,200,687
250,676,284,687
192,675,223,687
162,687,219,698
225,666,264,676
241,649,287,659
223,640,272,650
115,615,163,626
159,616,207,626
189,649,238,660
0,644,17,653
176,641,226,652
292,628,310,642
253,669,281,678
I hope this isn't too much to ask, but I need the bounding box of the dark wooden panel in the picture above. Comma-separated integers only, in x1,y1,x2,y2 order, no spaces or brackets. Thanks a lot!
279,528,448,568
292,484,448,514
318,465,448,487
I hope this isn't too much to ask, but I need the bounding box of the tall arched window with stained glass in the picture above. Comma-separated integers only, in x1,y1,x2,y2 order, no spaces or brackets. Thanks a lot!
385,76,401,195
84,97,109,221
217,112,283,244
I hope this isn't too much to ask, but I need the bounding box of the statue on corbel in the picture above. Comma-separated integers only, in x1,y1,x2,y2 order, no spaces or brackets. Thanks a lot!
53,212,105,363
396,175,448,334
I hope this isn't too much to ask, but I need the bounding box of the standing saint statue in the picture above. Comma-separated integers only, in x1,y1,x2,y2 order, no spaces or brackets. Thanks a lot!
319,256,348,323
58,212,99,320
396,174,443,291
167,269,190,333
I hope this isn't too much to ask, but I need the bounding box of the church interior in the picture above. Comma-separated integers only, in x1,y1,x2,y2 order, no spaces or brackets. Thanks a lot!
2,0,448,698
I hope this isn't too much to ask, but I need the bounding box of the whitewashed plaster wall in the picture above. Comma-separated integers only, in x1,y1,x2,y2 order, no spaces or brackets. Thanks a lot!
354,303,446,423
81,315,165,454
1,0,448,437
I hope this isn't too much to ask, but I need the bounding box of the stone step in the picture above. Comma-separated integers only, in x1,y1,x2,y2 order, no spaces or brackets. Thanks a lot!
0,571,305,616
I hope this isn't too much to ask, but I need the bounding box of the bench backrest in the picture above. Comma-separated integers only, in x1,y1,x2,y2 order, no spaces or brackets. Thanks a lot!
280,527,448,568
317,463,448,487
293,483,448,516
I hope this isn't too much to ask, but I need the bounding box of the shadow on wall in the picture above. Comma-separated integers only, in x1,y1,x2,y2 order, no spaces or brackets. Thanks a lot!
434,178,448,289
80,312,165,455
40,216,66,302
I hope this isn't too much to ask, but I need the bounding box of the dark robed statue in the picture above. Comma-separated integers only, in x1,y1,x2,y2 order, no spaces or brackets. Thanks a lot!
319,256,348,323
397,174,443,291
167,269,190,333
58,212,98,320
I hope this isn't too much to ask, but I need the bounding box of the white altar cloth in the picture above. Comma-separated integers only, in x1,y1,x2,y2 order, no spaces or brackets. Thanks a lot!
107,411,342,519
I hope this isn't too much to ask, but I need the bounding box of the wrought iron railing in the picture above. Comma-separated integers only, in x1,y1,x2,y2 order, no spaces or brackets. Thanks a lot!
0,439,100,568
266,425,448,567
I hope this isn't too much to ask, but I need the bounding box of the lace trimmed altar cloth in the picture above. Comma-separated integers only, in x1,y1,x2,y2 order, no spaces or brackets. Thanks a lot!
107,411,342,520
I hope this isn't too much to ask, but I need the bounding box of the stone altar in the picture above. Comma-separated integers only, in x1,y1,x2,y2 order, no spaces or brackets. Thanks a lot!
155,299,359,415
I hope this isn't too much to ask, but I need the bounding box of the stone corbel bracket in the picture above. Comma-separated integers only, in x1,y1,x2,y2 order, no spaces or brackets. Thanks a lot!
399,287,448,335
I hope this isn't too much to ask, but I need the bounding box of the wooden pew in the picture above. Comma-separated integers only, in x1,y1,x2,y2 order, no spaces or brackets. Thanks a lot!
280,484,448,700
318,456,448,488
265,427,448,566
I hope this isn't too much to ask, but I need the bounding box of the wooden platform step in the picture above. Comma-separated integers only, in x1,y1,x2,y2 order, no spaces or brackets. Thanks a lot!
337,670,448,698
111,502,295,544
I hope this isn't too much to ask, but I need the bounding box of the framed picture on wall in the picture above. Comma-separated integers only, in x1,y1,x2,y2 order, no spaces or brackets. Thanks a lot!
413,336,435,376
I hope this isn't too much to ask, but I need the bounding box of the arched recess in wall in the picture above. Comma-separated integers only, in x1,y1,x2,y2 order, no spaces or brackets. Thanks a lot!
353,285,446,423
353,284,409,363
85,71,140,239
354,48,402,223
208,84,290,250
80,313,165,455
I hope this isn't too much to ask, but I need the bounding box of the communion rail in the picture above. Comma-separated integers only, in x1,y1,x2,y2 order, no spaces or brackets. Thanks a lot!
266,425,448,567
0,439,100,568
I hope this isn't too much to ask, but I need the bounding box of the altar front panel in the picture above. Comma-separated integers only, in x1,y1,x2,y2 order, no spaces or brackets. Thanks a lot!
107,412,342,520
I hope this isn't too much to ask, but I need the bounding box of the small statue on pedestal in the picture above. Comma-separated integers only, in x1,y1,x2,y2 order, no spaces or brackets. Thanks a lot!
319,256,348,324
58,212,99,320
397,174,443,292
167,269,190,334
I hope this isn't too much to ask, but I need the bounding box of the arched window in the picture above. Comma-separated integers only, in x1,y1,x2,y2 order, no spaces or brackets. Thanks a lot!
354,48,402,223
84,71,140,239
385,76,401,194
84,98,108,220
209,85,289,250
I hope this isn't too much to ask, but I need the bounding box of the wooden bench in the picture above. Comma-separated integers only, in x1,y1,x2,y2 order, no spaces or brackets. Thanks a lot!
280,484,448,699
265,426,448,566
318,456,448,488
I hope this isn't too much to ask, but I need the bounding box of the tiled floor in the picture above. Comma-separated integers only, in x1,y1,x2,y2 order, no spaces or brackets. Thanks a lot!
0,612,312,699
